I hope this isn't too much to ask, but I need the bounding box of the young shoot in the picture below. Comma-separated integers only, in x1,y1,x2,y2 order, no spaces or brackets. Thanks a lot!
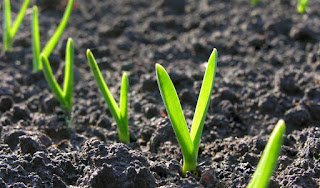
156,49,218,175
3,0,30,51
297,0,309,13
41,38,74,115
32,0,75,72
86,50,129,144
247,120,286,188
251,0,259,6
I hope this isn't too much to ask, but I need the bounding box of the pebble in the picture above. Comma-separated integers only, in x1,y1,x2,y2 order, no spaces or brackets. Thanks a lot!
19,136,47,155
97,117,112,129
285,105,311,128
0,96,13,112
289,24,318,41
258,93,278,113
11,105,31,122
219,88,239,104
143,104,159,118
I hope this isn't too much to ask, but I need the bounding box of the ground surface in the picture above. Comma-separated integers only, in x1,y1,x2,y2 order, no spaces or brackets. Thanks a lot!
0,0,320,187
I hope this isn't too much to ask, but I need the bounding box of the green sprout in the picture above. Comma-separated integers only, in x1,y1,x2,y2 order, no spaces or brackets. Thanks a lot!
41,38,74,115
251,0,259,5
247,119,286,188
3,0,30,51
156,49,218,175
297,0,309,13
32,0,75,72
86,50,129,144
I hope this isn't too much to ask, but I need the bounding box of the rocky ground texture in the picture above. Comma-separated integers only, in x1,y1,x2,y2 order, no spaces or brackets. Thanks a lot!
0,0,320,187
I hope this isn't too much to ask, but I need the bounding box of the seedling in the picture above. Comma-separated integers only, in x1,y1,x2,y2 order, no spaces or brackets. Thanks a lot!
41,38,74,115
32,0,75,72
156,49,218,175
297,0,309,13
3,0,30,51
86,50,129,144
247,119,286,188
251,0,259,6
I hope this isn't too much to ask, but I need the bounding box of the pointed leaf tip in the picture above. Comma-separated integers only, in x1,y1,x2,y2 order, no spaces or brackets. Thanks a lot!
67,37,73,43
86,49,91,55
155,63,165,73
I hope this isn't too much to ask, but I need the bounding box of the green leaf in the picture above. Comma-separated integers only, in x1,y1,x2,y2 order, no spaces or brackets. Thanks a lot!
42,0,75,58
87,50,130,143
10,0,30,38
3,0,30,51
41,54,65,106
119,72,129,143
41,39,74,115
32,6,41,71
62,38,74,113
190,49,217,158
156,63,196,173
247,120,286,188
3,0,12,51
86,50,120,120
297,0,309,13
156,48,218,175
251,0,259,5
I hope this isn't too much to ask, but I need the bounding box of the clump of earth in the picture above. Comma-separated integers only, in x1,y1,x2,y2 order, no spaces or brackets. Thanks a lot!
0,0,319,187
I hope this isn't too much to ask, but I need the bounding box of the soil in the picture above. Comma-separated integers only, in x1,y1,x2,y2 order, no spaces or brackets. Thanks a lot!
1,0,320,187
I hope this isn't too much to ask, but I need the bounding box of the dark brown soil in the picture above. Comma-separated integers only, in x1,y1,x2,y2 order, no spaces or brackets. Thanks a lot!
1,0,320,187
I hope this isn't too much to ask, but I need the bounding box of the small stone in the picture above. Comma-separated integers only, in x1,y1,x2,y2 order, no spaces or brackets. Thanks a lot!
143,104,159,118
0,96,13,112
140,74,157,92
42,95,60,113
19,135,46,155
219,88,238,104
289,24,318,41
285,105,311,128
304,87,320,103
305,104,320,121
275,71,301,95
4,130,26,150
258,94,278,113
179,89,197,106
92,127,106,141
97,117,112,129
24,70,44,85
38,134,52,147
11,105,31,122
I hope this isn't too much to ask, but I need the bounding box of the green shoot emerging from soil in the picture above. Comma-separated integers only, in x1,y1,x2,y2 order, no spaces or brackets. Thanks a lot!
32,0,75,72
156,49,218,175
41,38,74,115
247,119,286,188
3,0,30,51
297,0,309,13
251,0,259,6
86,50,129,144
